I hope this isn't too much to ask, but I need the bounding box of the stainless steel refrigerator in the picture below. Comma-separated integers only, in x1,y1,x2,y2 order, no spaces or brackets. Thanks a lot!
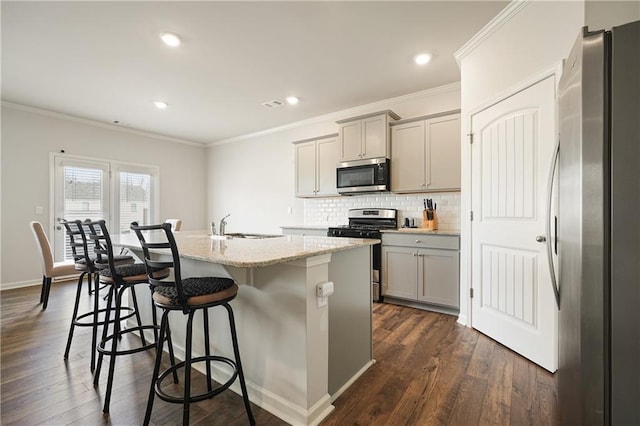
556,20,639,425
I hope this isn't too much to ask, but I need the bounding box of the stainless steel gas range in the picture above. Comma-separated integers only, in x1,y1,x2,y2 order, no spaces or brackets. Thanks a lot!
327,208,398,302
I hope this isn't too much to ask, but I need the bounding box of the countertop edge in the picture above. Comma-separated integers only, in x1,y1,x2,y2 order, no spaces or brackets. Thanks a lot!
115,233,378,268
176,238,379,268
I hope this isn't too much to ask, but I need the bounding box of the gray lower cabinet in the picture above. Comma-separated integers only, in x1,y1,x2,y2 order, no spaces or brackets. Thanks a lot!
382,233,460,309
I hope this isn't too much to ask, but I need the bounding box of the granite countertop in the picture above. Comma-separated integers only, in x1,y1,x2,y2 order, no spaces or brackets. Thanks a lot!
112,230,378,268
382,228,461,236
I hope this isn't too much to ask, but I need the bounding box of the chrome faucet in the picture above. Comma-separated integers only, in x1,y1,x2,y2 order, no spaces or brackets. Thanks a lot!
219,213,231,236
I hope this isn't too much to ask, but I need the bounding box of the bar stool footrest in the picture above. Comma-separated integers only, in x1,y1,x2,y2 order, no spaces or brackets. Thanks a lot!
73,306,136,328
155,356,239,404
96,325,160,356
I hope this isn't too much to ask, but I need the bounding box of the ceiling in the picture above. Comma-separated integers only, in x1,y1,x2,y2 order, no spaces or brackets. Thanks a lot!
1,1,508,145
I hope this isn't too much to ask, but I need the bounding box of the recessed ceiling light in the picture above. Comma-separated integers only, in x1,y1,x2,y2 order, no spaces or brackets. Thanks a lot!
160,32,181,47
285,96,299,105
153,101,168,109
414,53,432,65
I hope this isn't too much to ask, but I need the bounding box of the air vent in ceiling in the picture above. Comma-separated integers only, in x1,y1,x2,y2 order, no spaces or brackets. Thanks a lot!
262,99,285,108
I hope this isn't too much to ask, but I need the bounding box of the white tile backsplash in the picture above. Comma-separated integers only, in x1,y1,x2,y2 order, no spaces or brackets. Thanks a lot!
304,192,461,230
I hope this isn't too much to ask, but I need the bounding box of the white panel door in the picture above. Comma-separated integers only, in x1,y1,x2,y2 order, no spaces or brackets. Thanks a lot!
470,76,558,372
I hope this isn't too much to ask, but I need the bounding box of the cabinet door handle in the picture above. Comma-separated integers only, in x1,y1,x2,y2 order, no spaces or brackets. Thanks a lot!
536,235,546,243
413,253,418,257
415,240,422,244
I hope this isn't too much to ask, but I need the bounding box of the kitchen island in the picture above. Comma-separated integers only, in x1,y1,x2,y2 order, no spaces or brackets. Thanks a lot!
112,231,377,425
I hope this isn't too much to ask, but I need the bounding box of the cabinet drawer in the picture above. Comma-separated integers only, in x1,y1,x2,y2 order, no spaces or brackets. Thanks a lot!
382,233,459,250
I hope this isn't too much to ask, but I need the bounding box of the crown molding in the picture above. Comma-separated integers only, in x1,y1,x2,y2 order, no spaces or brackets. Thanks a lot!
209,82,461,146
454,0,531,65
1,100,206,148
3,81,461,149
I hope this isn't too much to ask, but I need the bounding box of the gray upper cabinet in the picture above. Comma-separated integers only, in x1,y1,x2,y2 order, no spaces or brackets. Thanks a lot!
294,133,340,198
391,111,461,193
337,110,400,161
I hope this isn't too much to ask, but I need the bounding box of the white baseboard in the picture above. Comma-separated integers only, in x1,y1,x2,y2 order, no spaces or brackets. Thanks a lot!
330,359,375,402
457,313,469,327
1,279,40,291
1,276,78,291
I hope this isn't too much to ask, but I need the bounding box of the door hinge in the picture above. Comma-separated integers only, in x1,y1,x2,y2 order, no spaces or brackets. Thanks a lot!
468,133,474,144
470,288,474,298
470,211,474,221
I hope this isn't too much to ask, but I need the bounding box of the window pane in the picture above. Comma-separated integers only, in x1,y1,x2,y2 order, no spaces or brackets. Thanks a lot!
63,166,105,220
119,171,151,233
62,165,106,260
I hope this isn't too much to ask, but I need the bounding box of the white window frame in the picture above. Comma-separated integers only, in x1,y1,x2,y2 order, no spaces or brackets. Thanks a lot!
113,163,160,234
49,153,159,259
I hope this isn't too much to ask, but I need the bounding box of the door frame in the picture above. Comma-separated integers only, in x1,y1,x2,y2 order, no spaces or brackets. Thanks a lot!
49,152,160,260
459,62,563,327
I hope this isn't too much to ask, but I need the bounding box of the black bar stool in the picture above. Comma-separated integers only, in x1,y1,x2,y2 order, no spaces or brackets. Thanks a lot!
86,220,174,415
130,221,255,426
60,219,135,372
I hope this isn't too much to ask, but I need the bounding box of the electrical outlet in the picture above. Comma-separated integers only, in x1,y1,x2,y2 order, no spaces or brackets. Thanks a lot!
316,281,333,308
317,295,328,308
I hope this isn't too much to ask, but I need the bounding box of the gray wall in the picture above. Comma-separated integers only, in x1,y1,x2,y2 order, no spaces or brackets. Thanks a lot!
1,104,207,288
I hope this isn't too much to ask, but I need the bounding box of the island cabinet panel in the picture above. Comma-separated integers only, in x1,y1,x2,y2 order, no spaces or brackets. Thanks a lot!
294,134,340,197
113,231,377,426
382,232,460,311
391,112,461,193
337,110,399,161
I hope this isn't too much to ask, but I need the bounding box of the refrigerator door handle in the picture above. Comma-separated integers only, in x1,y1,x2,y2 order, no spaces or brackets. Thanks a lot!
546,138,560,308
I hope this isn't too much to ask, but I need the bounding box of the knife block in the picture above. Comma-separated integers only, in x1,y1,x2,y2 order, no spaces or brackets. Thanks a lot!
422,209,438,230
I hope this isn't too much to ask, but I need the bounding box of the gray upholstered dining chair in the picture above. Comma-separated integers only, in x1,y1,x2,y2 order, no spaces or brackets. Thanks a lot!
29,221,77,309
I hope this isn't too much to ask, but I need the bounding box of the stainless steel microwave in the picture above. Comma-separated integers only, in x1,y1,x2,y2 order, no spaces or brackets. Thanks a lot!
336,157,390,195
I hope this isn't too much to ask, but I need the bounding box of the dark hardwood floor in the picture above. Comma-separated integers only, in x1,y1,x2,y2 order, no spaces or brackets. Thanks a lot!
1,280,559,425
324,303,559,425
